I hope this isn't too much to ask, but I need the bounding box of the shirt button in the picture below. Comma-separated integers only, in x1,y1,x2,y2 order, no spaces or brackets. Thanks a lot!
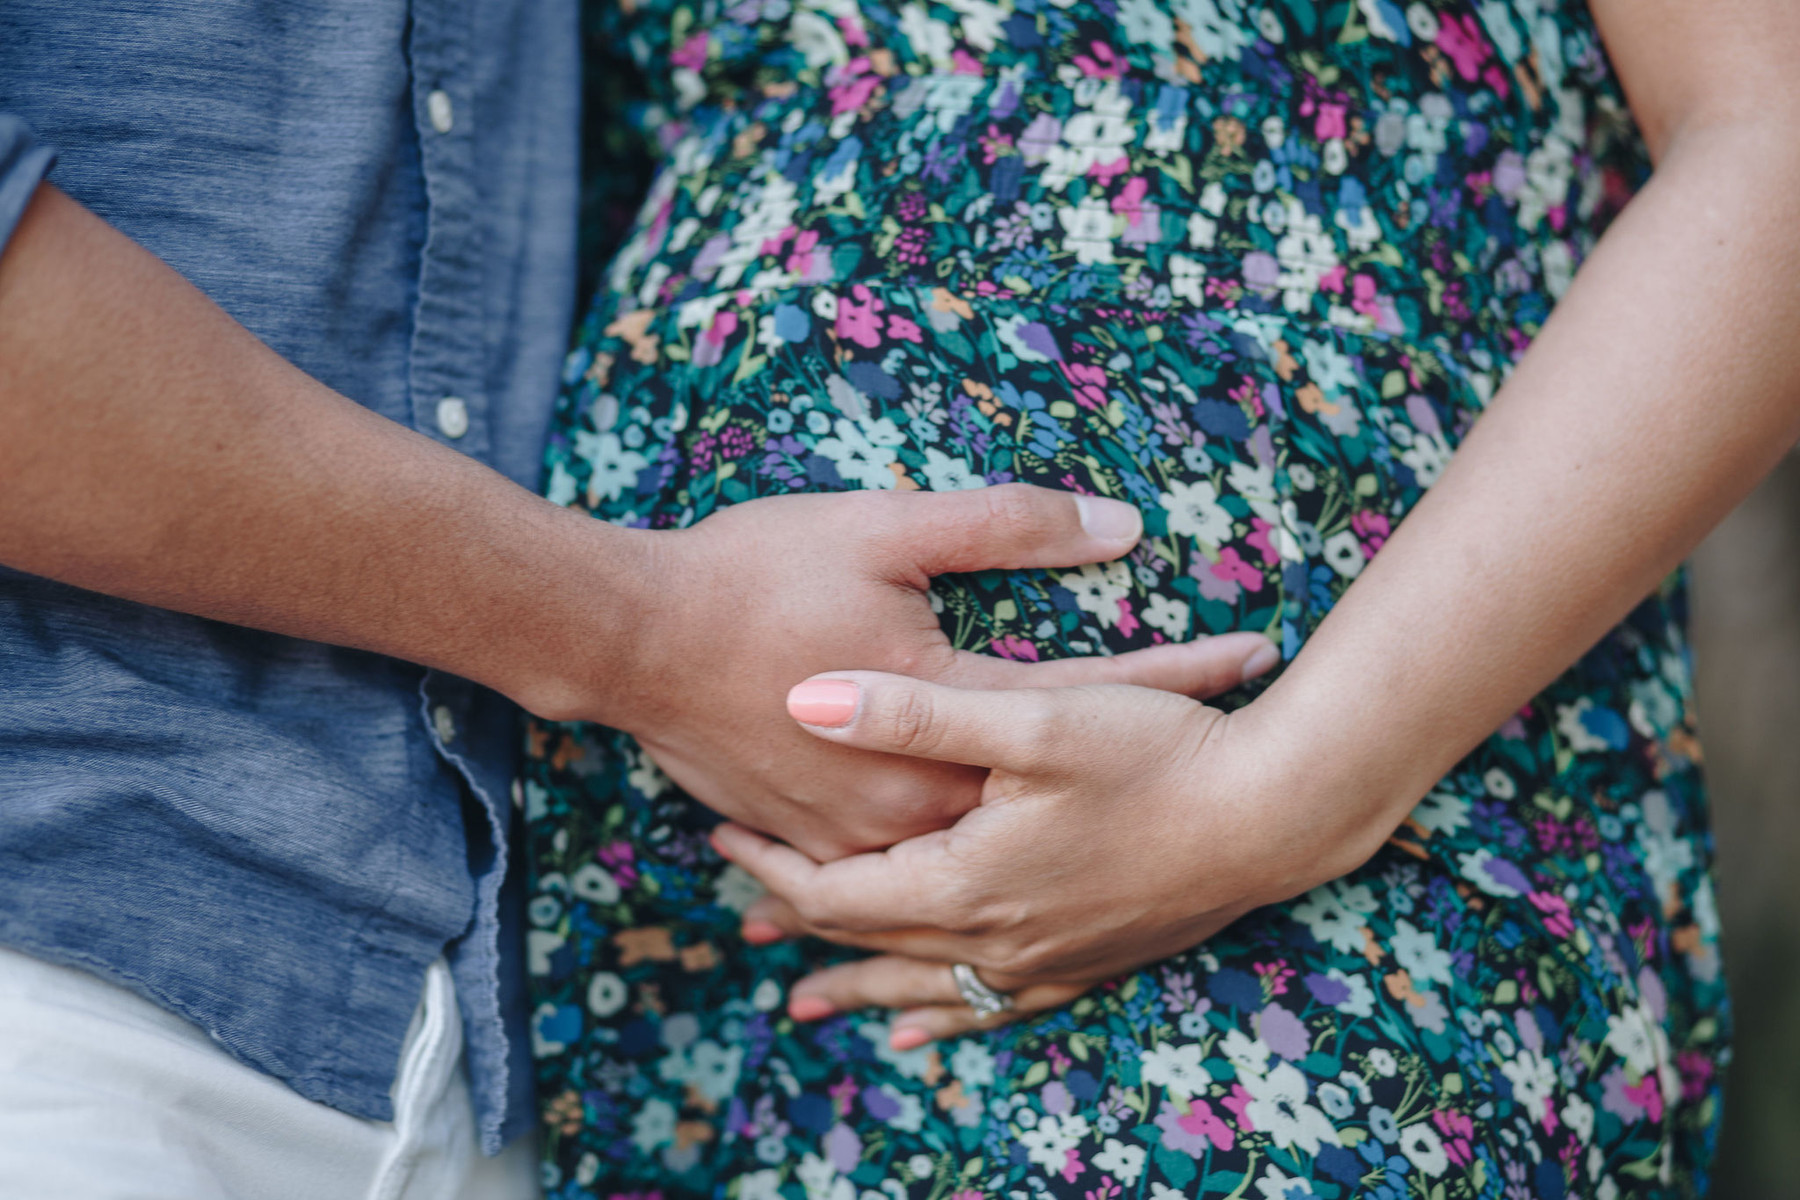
435,396,469,439
427,89,455,134
432,704,457,745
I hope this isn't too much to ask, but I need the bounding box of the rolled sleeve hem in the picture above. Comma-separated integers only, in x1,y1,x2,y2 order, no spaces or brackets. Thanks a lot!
0,115,57,258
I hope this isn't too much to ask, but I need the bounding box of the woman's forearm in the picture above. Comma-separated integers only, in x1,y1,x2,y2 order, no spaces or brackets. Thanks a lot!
1247,117,1800,874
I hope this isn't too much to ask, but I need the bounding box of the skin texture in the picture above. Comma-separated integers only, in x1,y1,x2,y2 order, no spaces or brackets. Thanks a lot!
711,0,1800,1043
0,185,1277,859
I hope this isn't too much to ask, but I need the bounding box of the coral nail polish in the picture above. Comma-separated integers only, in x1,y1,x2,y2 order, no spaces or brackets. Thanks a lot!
787,679,859,727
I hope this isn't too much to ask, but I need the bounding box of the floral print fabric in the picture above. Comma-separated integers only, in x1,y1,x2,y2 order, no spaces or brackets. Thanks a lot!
524,1,1727,1197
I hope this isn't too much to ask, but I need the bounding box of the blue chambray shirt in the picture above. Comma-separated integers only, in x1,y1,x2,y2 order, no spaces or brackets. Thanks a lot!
0,0,578,1152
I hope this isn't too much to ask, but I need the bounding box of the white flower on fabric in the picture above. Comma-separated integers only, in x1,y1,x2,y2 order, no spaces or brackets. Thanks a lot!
574,430,650,505
1410,790,1471,835
1457,849,1525,898
1057,195,1117,264
1399,1121,1449,1176
1325,968,1376,1018
1242,1062,1340,1155
1291,881,1380,954
1556,697,1612,753
1321,529,1366,579
1058,561,1132,629
1392,918,1455,987
1116,0,1174,46
658,1039,744,1104
1161,478,1234,545
738,1170,785,1200
626,747,673,799
797,1153,856,1200
1142,593,1192,640
1399,428,1453,485
1140,1041,1209,1098
1170,254,1208,304
1220,1027,1271,1080
816,417,901,489
1518,135,1575,231
1019,1112,1090,1172
950,1041,996,1088
587,971,628,1017
1093,1138,1147,1185
1604,1002,1669,1078
1562,1093,1597,1144
942,0,1007,52
896,3,955,68
632,1098,677,1153
570,863,621,903
1187,209,1219,249
1275,203,1338,313
1499,1048,1557,1118
1171,0,1255,61
919,447,984,491
788,10,847,67
1253,1164,1317,1200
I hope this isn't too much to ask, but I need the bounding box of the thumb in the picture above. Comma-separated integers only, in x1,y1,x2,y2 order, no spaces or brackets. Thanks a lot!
873,484,1142,580
945,632,1280,698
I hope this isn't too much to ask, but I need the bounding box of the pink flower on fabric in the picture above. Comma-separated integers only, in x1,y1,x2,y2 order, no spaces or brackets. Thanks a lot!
991,636,1039,661
1246,518,1280,568
1313,103,1348,141
1434,14,1491,81
835,286,883,348
1153,1099,1234,1155
1211,547,1264,593
669,31,708,70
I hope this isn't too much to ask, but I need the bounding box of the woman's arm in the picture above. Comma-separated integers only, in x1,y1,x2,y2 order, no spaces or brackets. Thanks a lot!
709,0,1800,1040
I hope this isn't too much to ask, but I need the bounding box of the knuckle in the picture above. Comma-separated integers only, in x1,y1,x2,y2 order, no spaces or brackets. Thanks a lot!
1007,692,1069,765
980,484,1049,545
879,687,943,756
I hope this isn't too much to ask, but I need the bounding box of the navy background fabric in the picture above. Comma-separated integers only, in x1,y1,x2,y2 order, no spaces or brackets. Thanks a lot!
0,0,579,1150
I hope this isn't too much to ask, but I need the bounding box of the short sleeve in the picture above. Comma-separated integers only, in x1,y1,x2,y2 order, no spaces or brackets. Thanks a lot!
0,114,57,257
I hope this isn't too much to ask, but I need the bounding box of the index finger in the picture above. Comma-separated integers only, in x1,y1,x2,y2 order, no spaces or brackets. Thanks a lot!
784,670,1094,774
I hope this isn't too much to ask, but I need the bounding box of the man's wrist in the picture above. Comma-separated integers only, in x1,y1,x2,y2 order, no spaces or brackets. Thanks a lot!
465,505,669,728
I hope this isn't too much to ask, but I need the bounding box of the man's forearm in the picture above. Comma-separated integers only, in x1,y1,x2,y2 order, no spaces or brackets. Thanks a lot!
1247,116,1800,874
0,185,650,719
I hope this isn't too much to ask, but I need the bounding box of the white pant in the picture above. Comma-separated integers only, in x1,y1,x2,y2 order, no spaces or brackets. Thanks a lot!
0,945,540,1200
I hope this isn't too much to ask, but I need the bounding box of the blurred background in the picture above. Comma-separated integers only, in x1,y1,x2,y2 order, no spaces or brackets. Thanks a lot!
1691,452,1800,1196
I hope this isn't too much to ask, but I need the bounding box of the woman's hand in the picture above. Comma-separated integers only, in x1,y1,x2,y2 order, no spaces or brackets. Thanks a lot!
709,667,1405,1047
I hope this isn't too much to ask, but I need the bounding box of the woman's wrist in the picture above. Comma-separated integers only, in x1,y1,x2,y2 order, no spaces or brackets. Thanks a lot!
1221,669,1441,895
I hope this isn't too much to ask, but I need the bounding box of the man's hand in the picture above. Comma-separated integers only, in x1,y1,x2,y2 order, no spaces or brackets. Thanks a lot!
0,186,1272,864
561,488,1278,860
707,667,1389,1044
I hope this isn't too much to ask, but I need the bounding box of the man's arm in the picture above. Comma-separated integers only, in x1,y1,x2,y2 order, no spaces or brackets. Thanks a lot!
0,184,648,722
0,183,1275,855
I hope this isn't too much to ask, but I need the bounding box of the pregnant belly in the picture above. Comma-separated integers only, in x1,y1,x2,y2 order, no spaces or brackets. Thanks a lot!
550,279,1478,670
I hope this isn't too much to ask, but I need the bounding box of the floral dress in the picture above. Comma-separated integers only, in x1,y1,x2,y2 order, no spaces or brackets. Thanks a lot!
523,2,1728,1197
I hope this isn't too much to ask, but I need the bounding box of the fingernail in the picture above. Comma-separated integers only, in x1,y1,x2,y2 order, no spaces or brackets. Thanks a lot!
742,920,785,945
1240,640,1281,683
889,1026,931,1051
1075,495,1142,543
788,679,860,727
789,995,835,1021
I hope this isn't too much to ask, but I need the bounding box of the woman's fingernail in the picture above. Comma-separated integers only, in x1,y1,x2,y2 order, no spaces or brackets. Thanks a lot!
1240,641,1281,683
788,679,860,727
1075,495,1142,543
889,1026,932,1051
789,995,835,1021
742,920,785,944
